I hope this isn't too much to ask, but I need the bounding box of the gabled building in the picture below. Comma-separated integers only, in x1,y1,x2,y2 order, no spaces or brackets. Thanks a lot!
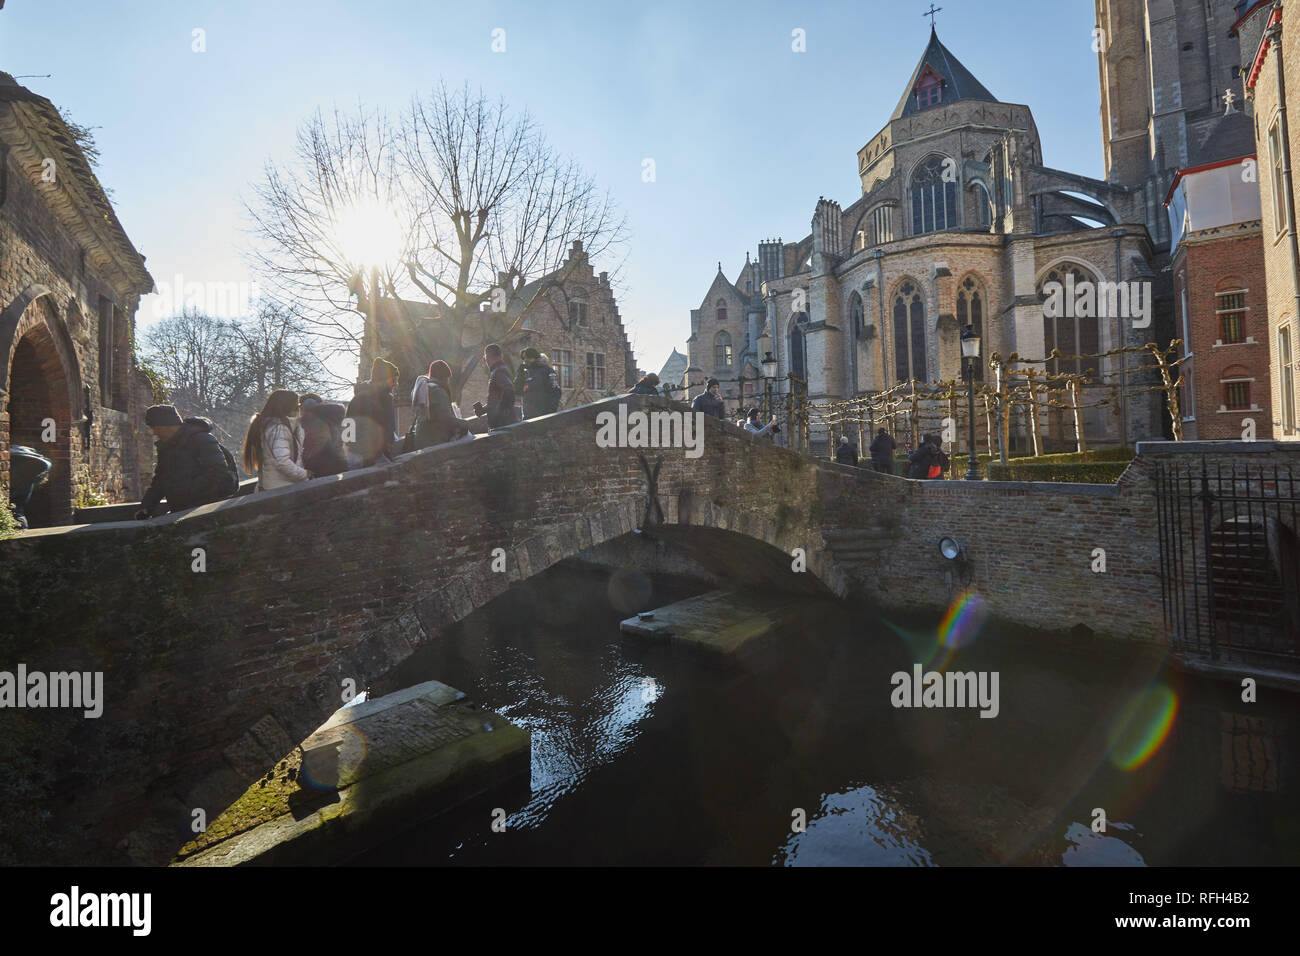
657,347,688,392
361,239,636,430
0,72,155,525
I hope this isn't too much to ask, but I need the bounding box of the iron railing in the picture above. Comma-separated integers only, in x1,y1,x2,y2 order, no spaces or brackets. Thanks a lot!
1156,457,1300,664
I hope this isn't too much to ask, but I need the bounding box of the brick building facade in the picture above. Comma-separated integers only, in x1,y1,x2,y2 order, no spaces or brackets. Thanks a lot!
0,72,154,525
1166,117,1272,439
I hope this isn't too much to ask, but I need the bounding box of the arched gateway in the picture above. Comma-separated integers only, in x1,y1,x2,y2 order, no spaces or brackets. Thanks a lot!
1,287,81,526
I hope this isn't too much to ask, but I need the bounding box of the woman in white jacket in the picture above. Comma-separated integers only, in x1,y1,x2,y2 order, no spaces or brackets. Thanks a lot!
241,389,309,491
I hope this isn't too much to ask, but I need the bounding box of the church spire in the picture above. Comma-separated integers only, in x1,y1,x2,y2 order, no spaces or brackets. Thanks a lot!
890,25,998,120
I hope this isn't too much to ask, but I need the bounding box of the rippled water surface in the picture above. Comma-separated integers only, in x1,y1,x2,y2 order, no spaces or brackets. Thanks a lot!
352,565,1299,866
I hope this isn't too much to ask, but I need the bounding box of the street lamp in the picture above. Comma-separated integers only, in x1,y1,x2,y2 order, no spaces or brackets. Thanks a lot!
762,350,777,424
961,324,982,481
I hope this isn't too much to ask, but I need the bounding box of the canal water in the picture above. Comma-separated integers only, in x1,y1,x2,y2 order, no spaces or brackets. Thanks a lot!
353,564,1299,866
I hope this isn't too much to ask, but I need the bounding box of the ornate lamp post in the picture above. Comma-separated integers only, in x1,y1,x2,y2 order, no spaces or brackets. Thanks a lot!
962,324,982,481
762,350,777,432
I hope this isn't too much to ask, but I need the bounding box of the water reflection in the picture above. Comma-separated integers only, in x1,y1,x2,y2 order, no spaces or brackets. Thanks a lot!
353,566,1300,867
1061,822,1145,866
775,784,935,866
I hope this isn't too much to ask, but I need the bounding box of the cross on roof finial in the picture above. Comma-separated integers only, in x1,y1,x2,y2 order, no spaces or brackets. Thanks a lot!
923,3,942,27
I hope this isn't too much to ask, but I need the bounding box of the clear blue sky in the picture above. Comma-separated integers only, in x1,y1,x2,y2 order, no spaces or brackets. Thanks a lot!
1,0,1103,375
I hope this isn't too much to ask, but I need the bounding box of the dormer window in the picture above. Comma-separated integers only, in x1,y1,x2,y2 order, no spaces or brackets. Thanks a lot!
914,66,944,110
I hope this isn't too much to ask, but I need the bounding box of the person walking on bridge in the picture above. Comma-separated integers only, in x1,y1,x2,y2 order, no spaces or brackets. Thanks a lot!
692,378,726,419
744,407,778,439
630,372,661,396
243,390,309,491
347,357,400,466
483,343,518,428
410,360,472,449
134,404,239,518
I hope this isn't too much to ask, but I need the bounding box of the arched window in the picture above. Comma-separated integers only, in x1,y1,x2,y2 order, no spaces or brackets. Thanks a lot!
872,205,894,245
789,312,809,382
956,275,985,383
849,292,864,336
892,280,928,383
974,182,992,228
910,155,958,236
1039,264,1101,381
714,330,733,368
716,298,728,324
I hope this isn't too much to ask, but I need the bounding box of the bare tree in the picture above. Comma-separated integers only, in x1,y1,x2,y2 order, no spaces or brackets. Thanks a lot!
143,304,336,462
229,301,333,401
245,82,627,401
142,306,241,414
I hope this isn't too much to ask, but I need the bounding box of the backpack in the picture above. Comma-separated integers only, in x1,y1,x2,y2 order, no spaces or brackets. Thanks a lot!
215,441,240,494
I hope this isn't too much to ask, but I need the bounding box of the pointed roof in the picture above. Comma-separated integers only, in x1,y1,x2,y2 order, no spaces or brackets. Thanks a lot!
1188,109,1255,167
890,27,998,120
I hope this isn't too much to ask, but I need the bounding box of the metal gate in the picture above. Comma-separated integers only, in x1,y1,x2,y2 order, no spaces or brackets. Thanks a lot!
1155,458,1300,664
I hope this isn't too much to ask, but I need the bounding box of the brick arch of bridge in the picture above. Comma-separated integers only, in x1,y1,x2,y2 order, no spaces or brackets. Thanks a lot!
1,394,868,864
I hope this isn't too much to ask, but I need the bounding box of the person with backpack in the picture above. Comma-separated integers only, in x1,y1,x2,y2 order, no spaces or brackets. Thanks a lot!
299,393,348,477
907,434,949,479
515,347,561,419
241,390,308,491
868,427,897,474
410,360,472,449
134,404,239,518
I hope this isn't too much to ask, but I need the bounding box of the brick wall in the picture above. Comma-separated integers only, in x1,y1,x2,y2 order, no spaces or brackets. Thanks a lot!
1173,229,1272,439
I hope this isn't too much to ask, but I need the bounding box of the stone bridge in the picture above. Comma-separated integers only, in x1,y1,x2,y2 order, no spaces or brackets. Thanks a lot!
2,393,1294,864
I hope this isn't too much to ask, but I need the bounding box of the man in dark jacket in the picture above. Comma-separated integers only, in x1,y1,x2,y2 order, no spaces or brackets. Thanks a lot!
692,378,726,419
484,343,517,428
346,358,399,466
515,347,561,418
834,435,858,466
135,405,238,518
868,428,897,474
300,394,348,476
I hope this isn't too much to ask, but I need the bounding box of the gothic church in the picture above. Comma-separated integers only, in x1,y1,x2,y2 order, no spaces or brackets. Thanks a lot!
685,26,1169,456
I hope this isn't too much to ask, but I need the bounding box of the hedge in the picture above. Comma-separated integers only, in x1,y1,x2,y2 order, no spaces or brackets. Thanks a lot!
984,461,1131,483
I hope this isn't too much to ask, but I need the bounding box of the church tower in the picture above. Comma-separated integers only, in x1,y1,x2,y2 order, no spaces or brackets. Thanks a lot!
1095,0,1248,248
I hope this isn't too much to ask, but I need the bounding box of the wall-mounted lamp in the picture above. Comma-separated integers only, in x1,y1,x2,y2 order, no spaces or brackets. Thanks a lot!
939,536,963,560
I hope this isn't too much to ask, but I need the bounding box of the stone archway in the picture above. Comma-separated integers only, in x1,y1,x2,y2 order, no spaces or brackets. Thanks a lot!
2,291,79,526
